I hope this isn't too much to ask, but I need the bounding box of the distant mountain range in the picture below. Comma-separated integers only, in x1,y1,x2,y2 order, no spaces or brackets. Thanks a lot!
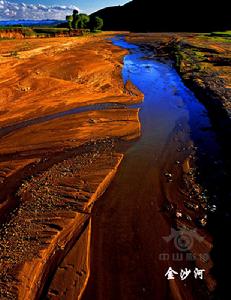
0,19,64,27
92,0,230,32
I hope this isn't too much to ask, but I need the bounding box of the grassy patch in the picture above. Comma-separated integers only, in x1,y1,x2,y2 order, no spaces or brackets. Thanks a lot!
0,26,70,38
0,37,15,40
32,27,69,35
0,26,25,30
211,30,231,37
209,30,231,43
210,36,231,43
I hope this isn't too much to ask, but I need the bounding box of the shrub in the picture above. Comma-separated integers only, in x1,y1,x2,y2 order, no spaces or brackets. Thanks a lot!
89,16,104,32
66,15,73,30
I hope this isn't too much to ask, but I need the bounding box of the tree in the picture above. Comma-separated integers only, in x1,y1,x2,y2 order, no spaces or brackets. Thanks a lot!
72,9,79,29
89,16,104,32
73,9,79,15
77,14,90,29
66,10,98,31
66,15,73,30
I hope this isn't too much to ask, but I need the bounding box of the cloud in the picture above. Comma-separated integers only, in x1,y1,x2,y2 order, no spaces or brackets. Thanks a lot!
0,0,80,20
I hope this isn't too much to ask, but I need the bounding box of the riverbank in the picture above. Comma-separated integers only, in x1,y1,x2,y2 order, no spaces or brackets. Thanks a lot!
126,33,231,299
0,33,143,299
127,32,231,132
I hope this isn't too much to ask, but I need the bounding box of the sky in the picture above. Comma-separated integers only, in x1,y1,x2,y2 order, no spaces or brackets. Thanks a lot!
0,0,130,20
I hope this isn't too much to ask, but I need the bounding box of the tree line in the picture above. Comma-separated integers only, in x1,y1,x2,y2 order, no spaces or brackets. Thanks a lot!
66,10,103,32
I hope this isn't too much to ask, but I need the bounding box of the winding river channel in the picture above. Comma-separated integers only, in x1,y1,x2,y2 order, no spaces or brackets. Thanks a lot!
82,37,225,300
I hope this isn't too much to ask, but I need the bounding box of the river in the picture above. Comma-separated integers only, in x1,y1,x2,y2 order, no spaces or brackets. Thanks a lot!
81,37,225,300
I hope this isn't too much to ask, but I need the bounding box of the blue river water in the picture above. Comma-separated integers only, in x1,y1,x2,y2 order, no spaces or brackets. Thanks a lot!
112,36,220,164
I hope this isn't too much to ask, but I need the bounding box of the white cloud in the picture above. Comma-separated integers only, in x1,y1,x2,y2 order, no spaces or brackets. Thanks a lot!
0,0,80,20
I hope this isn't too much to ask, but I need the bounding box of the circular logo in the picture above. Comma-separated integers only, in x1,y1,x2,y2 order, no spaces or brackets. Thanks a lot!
174,232,194,251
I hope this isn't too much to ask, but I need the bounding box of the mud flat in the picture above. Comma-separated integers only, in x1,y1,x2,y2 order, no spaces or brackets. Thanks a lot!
0,150,123,299
0,33,142,127
0,34,143,299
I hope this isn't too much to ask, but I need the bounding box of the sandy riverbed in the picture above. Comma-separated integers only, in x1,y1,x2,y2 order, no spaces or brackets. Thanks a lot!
0,33,143,299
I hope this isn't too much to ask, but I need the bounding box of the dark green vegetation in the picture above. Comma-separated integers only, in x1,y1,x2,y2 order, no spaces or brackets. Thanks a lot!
92,0,230,32
66,10,103,32
89,17,104,32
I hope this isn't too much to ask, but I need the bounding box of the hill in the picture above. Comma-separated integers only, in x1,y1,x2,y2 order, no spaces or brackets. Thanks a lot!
91,0,230,32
